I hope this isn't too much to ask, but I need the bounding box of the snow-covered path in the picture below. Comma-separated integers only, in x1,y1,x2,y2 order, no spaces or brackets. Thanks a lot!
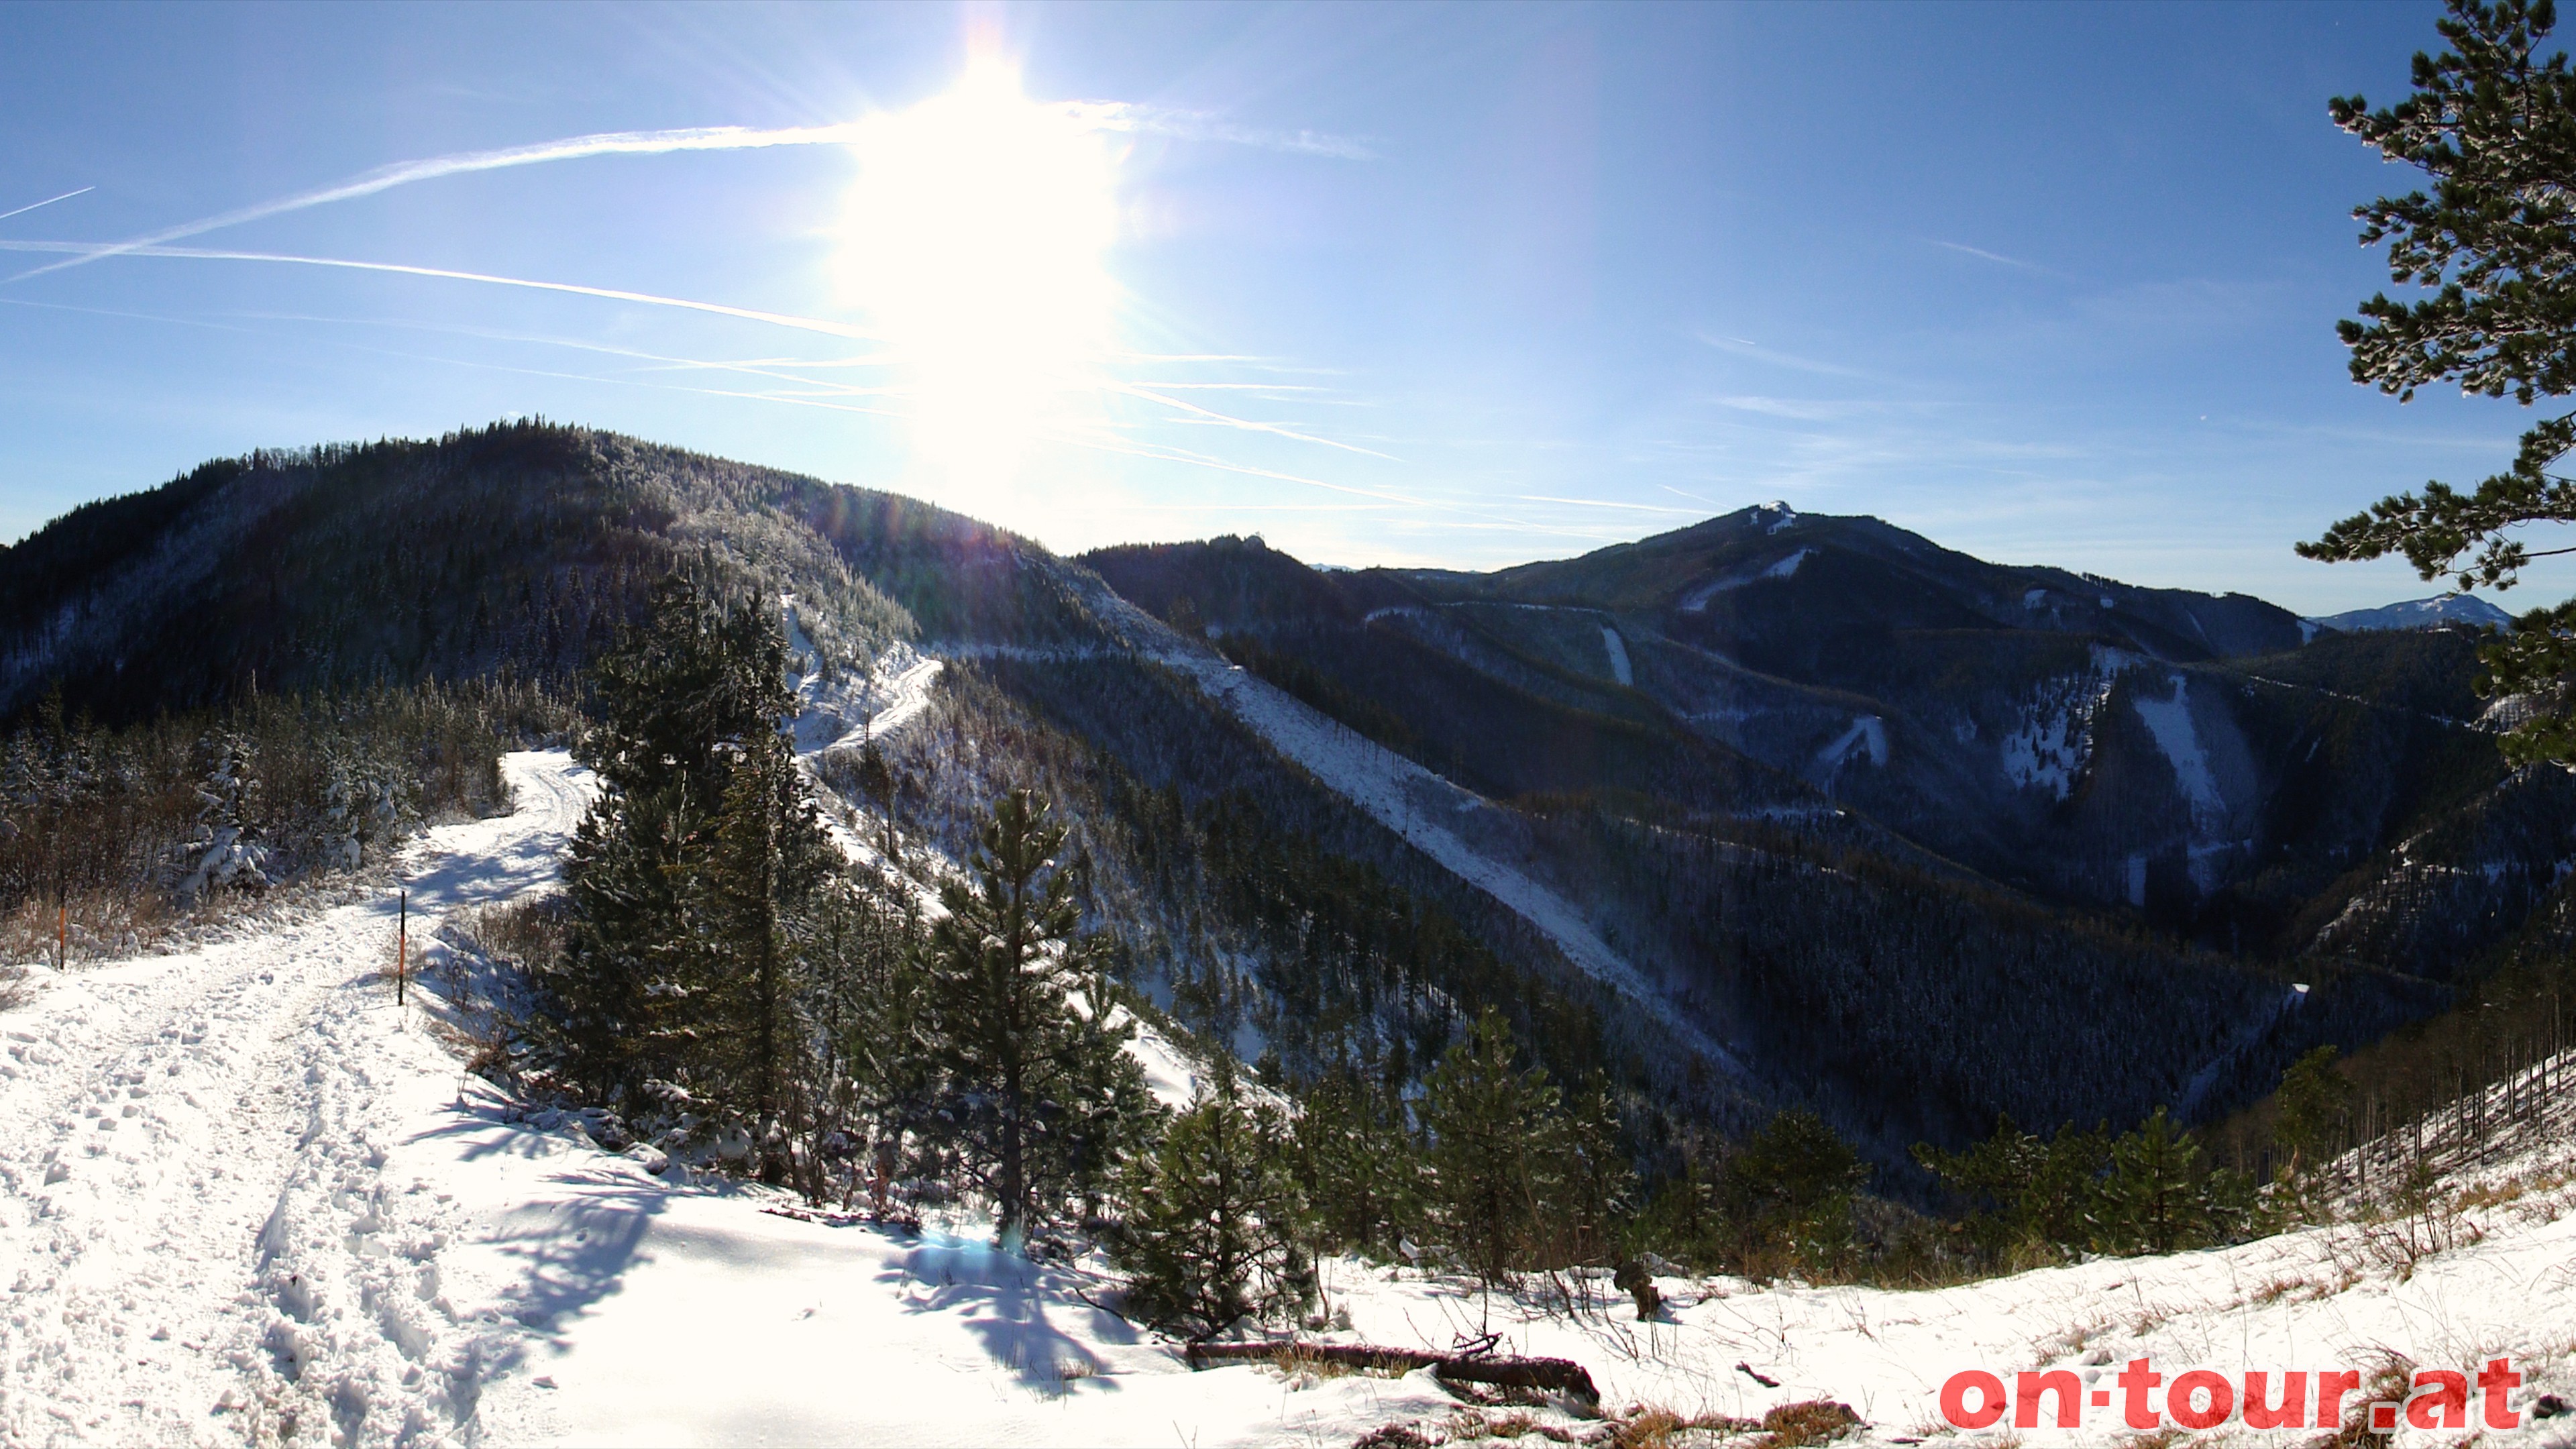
0,753,592,1447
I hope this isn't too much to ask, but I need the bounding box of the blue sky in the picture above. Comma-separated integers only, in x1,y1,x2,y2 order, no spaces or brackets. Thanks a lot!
0,0,2556,614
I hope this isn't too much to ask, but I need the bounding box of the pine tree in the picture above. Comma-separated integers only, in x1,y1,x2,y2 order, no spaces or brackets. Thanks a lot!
544,578,796,1103
924,788,1140,1241
2302,0,2576,762
1420,1009,1572,1283
1033,994,1162,1226
1292,1068,1423,1256
851,739,899,859
805,867,930,1209
1915,1116,2112,1262
1720,1109,1868,1275
1545,1075,1632,1269
2096,1107,2208,1254
692,727,841,1181
2274,1045,2353,1185
179,729,268,899
1113,1059,1310,1338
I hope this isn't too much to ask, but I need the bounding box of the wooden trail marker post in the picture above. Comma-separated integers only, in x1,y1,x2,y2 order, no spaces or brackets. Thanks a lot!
397,890,407,1007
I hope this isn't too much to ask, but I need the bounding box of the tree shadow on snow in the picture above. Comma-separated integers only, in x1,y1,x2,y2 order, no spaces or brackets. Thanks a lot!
880,1237,1140,1391
402,1102,673,1338
476,1184,667,1339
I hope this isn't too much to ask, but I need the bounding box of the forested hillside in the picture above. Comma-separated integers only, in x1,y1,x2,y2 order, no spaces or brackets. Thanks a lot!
5,421,2556,1178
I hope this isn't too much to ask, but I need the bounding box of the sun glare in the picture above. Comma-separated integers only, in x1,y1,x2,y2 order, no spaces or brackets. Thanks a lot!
839,56,1120,504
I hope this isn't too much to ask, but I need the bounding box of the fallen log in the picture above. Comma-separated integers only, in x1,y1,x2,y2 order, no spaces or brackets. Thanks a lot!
1183,1340,1599,1405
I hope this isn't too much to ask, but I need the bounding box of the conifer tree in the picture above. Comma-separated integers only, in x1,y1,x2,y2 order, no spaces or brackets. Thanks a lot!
1114,1059,1310,1338
692,727,840,1181
851,739,900,859
2274,1045,2353,1184
1915,1116,2111,1261
1292,1068,1423,1256
180,729,268,898
1421,1009,1572,1282
2096,1107,2207,1254
2303,0,2576,761
1721,1109,1868,1275
545,578,796,1102
924,788,1142,1240
805,866,931,1207
1550,1075,1634,1267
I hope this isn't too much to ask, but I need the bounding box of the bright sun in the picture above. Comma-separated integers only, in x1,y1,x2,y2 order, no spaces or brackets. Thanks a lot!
839,56,1120,501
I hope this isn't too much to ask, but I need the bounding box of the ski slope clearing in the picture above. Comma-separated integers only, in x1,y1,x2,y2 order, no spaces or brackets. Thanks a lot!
1149,644,1743,1075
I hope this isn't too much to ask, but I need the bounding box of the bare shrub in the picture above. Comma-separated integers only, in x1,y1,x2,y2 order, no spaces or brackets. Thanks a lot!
2355,1159,2483,1277
451,896,568,974
430,895,568,1087
0,887,184,973
1761,1400,1863,1449
2318,1353,2416,1449
1611,1406,1761,1449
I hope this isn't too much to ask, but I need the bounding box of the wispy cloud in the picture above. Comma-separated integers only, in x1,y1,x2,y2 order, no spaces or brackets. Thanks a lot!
1513,494,1703,515
0,236,1415,476
0,186,93,225
1073,103,1376,160
1710,394,1851,422
1693,332,1874,380
1112,382,1399,460
1123,381,1325,393
1929,238,2045,272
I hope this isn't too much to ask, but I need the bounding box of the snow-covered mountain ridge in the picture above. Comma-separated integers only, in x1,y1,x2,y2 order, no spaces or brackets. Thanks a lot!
2310,594,2516,635
3,421,2561,1164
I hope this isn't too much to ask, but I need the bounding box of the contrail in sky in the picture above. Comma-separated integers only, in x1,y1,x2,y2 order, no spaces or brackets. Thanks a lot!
0,186,94,224
7,104,1371,284
5,125,865,282
1113,382,1399,460
0,236,1393,462
0,238,883,339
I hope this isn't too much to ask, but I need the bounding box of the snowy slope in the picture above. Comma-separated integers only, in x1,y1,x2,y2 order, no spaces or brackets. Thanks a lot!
0,751,595,1447
5,742,2573,1447
782,595,943,755
786,632,1210,1112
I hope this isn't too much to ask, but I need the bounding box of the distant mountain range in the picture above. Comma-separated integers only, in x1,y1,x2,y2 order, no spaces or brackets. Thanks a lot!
2308,594,2516,635
6,425,2566,1160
